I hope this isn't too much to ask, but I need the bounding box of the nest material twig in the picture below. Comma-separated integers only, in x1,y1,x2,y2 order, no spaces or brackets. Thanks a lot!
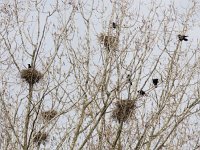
33,132,48,144
98,33,118,50
112,100,135,123
41,110,57,121
20,68,43,85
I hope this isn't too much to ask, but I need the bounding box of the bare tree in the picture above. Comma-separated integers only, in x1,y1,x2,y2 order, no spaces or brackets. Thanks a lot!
0,0,200,150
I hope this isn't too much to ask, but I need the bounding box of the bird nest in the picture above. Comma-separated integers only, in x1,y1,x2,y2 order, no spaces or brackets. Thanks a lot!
41,110,57,121
33,132,48,144
20,68,43,85
112,100,135,123
98,33,118,50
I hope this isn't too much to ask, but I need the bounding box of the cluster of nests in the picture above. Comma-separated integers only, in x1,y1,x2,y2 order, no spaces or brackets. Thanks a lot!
33,110,58,144
98,33,119,51
20,66,43,85
112,100,136,123
20,66,59,145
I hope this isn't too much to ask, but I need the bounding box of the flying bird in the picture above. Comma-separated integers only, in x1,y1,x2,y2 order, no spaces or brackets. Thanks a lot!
138,90,146,96
178,34,188,41
28,64,31,68
152,79,158,88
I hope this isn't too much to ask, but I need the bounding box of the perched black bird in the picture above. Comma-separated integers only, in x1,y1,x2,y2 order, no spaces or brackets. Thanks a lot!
28,64,31,68
126,74,132,85
138,90,146,96
112,22,117,29
178,34,188,41
152,79,158,88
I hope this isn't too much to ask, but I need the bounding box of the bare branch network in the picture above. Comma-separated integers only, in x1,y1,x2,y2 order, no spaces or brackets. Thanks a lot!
0,0,200,150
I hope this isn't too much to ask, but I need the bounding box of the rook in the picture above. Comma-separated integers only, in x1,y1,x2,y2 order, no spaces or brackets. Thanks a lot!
112,22,117,29
138,90,146,96
28,64,31,68
152,79,159,88
178,34,188,41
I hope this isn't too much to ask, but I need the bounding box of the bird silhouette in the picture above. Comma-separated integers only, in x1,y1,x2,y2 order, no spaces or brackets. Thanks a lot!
178,34,188,41
28,64,31,68
152,79,158,88
138,90,146,96
112,22,117,29
126,74,132,85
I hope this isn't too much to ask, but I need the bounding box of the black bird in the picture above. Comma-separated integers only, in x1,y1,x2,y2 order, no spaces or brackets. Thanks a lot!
138,90,146,96
152,79,158,88
178,34,188,41
28,64,31,68
126,74,132,85
112,22,117,29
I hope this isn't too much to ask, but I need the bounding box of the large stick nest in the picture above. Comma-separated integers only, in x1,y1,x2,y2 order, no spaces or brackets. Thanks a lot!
41,110,57,121
98,33,118,50
112,100,135,123
20,68,43,85
33,132,48,144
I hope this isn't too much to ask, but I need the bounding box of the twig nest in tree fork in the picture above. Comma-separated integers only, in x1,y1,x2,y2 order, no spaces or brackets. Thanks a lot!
41,110,57,121
20,68,43,85
112,100,135,123
98,33,118,50
33,132,48,144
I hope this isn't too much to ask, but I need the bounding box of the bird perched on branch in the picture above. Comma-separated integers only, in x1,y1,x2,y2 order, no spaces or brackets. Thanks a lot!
178,34,188,41
112,22,117,29
28,64,31,68
126,74,132,85
152,79,159,88
138,90,146,96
